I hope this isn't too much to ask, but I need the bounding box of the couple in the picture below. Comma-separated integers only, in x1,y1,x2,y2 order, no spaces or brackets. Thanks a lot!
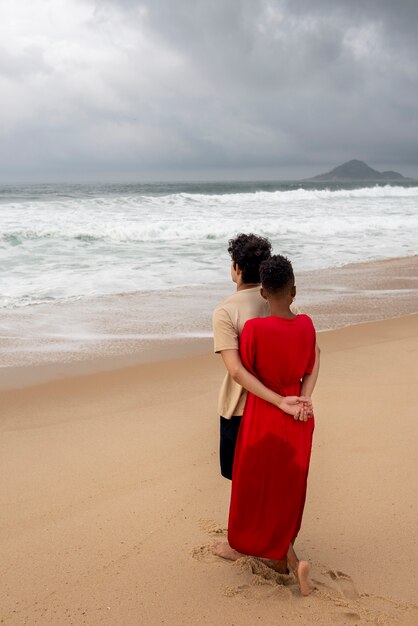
212,233,320,596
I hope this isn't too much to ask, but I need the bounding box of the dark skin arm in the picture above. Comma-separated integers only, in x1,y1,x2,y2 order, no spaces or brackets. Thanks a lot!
300,343,320,399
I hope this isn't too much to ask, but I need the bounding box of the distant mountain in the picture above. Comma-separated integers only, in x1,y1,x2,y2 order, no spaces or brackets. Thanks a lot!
306,159,409,182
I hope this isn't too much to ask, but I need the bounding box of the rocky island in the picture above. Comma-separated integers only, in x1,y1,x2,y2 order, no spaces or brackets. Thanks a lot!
306,159,409,182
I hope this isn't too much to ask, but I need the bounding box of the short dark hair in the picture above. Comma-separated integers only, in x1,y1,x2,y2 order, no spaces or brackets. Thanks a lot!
228,233,272,284
260,255,294,294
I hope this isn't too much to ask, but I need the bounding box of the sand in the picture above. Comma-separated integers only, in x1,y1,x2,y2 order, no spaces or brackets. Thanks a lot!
1,314,418,625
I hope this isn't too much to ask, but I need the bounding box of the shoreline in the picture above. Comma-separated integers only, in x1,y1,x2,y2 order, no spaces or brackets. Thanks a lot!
0,254,417,390
2,310,418,393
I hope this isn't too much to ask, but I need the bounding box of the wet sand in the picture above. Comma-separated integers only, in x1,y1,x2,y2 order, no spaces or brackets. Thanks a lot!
1,254,417,390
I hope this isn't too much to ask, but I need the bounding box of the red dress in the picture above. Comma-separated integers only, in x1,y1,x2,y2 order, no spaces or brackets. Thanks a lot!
228,314,316,561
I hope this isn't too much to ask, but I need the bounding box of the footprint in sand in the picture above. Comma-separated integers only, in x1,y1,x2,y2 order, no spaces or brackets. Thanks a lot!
221,557,295,600
190,544,221,563
198,518,227,536
325,569,359,600
223,584,251,597
340,610,361,622
223,576,292,601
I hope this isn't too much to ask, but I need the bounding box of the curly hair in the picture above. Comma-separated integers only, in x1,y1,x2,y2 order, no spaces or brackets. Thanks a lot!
259,254,294,294
228,233,272,284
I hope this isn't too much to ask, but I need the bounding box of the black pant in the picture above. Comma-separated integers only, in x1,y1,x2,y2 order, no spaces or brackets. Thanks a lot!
219,415,242,480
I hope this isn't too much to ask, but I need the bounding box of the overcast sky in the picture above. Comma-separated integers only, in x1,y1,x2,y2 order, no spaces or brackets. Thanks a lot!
1,0,417,182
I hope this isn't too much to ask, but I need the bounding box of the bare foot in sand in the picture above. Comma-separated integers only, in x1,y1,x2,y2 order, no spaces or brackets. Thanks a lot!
287,544,314,596
296,560,315,596
211,541,243,561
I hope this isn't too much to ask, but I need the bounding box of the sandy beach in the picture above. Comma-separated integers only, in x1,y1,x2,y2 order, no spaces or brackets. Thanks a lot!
0,305,417,624
2,1,418,621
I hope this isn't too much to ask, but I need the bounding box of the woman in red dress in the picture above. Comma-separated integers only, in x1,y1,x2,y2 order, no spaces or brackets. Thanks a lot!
228,255,319,595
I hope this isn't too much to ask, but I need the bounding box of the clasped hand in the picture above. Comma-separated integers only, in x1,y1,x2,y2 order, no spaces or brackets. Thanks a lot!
279,396,313,421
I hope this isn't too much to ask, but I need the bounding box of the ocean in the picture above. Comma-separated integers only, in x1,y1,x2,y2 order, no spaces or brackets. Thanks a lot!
1,180,417,372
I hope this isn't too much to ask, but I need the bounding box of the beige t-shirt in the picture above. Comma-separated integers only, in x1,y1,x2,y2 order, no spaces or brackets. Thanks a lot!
213,286,269,419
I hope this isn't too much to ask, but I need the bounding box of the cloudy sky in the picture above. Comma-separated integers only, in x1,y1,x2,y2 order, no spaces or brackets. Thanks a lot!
1,0,417,182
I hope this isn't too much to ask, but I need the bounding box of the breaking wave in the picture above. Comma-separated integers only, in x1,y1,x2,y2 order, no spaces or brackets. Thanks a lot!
1,182,417,307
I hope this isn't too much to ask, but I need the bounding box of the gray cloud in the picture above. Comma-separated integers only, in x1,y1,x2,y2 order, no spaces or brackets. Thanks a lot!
0,0,417,181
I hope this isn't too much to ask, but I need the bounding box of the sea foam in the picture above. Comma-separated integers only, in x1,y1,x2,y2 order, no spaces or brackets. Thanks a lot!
1,183,417,307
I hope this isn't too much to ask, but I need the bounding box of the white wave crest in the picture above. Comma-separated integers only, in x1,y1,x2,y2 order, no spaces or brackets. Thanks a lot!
174,184,418,204
2,211,417,244
1,183,417,308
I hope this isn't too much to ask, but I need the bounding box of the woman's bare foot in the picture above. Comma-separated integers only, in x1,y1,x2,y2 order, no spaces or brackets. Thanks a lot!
211,541,243,560
286,543,314,596
296,560,315,596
